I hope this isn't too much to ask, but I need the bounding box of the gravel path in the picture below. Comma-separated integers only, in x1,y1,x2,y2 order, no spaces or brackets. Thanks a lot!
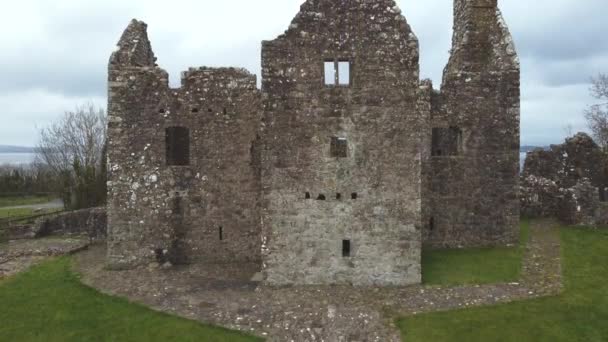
0,237,89,279
71,219,562,342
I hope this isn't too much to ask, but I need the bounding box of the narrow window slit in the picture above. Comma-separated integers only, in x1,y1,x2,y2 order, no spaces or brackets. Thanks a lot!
342,240,351,257
219,226,223,241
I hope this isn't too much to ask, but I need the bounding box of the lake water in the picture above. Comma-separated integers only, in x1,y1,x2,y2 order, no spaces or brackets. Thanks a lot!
0,153,36,166
0,152,531,170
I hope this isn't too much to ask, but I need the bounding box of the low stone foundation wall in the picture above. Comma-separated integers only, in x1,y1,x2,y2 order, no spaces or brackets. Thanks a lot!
36,208,107,240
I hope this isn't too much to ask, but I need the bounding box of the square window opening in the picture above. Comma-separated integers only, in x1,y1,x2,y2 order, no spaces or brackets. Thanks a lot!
330,137,348,158
351,193,358,200
342,240,351,257
432,127,463,157
305,192,311,199
336,193,342,200
166,127,190,166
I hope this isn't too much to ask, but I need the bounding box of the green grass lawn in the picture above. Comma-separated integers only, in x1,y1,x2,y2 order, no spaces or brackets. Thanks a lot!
422,220,530,286
0,258,263,342
0,207,62,220
0,195,54,208
398,226,608,342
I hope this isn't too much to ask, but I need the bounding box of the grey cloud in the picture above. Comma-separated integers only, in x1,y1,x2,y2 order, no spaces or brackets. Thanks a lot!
0,0,607,147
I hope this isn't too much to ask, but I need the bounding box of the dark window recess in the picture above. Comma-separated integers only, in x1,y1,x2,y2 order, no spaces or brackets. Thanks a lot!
159,108,166,114
305,192,311,199
317,194,326,201
432,127,463,157
166,127,190,166
219,226,223,241
429,217,435,231
191,108,199,113
336,193,342,200
351,193,358,200
208,108,213,113
342,240,351,257
330,137,348,158
223,108,228,115
600,188,607,202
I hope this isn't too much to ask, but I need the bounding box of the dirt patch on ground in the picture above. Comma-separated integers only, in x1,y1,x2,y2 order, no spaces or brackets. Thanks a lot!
71,220,563,341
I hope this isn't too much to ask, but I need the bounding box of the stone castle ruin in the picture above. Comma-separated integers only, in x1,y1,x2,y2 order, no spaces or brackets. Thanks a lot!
106,0,520,286
521,133,608,226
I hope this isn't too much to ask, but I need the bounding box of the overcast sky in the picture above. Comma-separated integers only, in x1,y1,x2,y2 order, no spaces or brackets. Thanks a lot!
0,0,606,147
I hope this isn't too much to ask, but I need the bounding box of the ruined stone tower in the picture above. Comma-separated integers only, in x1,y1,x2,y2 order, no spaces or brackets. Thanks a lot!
106,21,262,268
106,0,520,286
422,0,520,248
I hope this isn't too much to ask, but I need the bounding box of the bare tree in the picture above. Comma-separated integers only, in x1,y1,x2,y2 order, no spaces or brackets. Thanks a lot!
584,73,608,147
36,104,107,175
35,104,107,208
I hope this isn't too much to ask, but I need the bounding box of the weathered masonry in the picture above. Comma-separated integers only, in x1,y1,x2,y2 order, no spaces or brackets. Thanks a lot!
106,0,520,286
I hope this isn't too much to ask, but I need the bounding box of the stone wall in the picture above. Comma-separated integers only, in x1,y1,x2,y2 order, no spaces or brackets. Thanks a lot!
106,20,262,269
36,208,107,240
260,0,423,286
521,133,608,226
422,0,520,248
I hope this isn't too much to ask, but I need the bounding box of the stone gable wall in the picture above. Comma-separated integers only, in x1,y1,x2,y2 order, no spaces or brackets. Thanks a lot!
260,0,423,286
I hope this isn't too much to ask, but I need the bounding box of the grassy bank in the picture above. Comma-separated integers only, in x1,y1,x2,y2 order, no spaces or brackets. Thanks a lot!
0,258,263,342
398,226,608,341
0,195,54,208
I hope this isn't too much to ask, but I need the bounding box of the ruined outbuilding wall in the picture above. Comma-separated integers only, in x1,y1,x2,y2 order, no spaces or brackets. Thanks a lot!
423,0,520,248
260,0,424,286
521,133,607,225
106,21,262,269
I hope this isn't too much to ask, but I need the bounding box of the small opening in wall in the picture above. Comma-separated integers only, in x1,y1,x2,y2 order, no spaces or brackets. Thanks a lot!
336,193,342,200
159,108,166,114
191,108,199,113
342,240,351,257
305,192,311,199
330,137,348,158
166,126,190,166
223,108,228,115
600,188,607,202
432,127,463,157
317,194,326,201
219,226,223,241
351,193,358,200
430,217,435,231
338,60,350,86
208,108,213,113
324,61,336,86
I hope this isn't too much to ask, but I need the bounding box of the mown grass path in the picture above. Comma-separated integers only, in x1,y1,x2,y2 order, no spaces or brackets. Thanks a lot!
398,222,607,341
